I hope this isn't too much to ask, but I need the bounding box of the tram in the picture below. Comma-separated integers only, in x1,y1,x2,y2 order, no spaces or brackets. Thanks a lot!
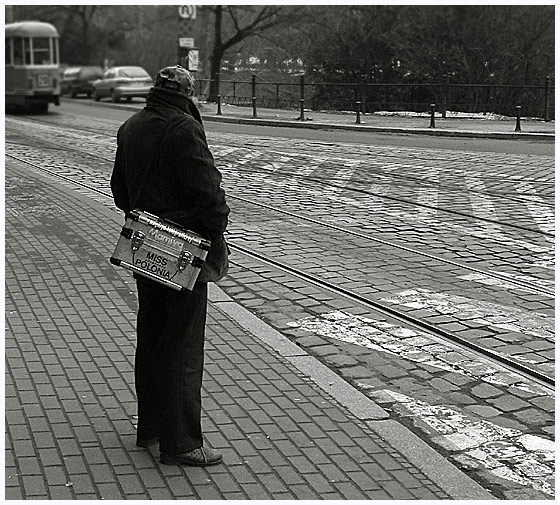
5,21,61,112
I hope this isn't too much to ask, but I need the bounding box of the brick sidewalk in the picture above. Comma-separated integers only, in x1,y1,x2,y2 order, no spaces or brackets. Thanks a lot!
5,157,494,499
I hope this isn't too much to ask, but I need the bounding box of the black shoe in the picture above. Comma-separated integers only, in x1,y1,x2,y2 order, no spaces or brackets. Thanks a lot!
136,436,159,448
160,446,223,467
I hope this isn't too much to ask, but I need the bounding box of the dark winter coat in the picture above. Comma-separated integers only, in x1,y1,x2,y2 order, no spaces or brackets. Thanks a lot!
111,86,230,282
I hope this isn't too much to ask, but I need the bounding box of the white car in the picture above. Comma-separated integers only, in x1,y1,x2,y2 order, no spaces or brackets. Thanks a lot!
92,66,153,103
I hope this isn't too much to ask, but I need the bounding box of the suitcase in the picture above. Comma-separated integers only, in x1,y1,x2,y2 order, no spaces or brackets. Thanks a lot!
110,209,211,291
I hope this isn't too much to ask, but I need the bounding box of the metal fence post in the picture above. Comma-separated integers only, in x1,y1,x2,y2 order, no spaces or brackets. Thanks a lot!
355,102,361,124
299,75,305,121
217,95,222,115
544,76,550,122
252,75,257,118
515,106,522,132
442,74,449,119
429,104,436,128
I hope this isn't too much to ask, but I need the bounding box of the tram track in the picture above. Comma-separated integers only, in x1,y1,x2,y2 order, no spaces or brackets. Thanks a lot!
5,150,555,391
5,142,553,298
7,116,555,223
9,117,552,207
229,244,554,390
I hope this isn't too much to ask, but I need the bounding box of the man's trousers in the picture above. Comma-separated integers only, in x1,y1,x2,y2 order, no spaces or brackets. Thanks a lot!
135,278,208,455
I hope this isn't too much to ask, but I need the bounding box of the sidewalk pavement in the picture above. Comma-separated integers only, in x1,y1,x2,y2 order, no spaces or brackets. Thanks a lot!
65,96,555,141
5,156,497,498
199,102,555,141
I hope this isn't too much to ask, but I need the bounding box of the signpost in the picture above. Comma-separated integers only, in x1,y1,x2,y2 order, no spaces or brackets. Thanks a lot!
179,38,195,48
177,6,198,72
188,50,199,72
178,5,196,19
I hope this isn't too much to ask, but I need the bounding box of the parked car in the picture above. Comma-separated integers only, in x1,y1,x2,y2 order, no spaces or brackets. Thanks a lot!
92,66,153,103
61,66,104,98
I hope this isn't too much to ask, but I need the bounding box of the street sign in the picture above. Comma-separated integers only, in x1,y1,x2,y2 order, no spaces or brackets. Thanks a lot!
179,38,195,48
188,50,199,72
178,5,196,20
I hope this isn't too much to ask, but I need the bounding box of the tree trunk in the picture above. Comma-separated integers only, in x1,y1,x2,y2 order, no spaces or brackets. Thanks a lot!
208,6,223,102
208,46,224,102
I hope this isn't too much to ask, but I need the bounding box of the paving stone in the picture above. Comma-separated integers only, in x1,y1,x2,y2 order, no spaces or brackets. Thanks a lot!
512,408,553,426
463,405,501,418
448,392,477,406
487,394,531,412
529,395,555,412
429,378,460,393
6,130,528,502
471,383,504,399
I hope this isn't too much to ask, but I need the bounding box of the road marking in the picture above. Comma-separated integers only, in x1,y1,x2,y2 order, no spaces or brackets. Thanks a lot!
236,149,265,165
381,288,554,343
286,310,552,397
465,174,504,235
415,167,440,220
210,145,241,157
364,389,554,497
222,159,553,263
287,164,317,187
322,167,356,198
458,272,554,294
514,182,555,237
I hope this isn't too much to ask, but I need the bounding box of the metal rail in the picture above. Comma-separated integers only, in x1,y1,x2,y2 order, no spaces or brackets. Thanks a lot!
229,242,554,390
6,150,554,390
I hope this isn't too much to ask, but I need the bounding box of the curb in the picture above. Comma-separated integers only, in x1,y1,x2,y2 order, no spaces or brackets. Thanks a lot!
207,283,496,500
202,115,555,142
60,98,554,142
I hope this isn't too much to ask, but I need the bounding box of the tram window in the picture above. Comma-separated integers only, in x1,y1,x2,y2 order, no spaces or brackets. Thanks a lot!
5,38,12,65
24,38,31,64
33,37,51,65
13,37,23,65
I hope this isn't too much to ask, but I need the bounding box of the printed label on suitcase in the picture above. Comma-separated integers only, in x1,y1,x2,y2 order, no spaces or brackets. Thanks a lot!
132,249,173,280
110,209,210,291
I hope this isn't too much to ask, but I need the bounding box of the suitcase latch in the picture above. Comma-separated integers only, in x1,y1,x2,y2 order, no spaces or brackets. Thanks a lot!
131,230,145,252
178,249,194,271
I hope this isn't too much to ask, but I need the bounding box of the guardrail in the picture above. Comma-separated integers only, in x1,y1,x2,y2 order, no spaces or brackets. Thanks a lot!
195,75,554,121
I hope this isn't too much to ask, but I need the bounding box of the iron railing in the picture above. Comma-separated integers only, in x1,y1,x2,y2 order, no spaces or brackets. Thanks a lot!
195,76,554,121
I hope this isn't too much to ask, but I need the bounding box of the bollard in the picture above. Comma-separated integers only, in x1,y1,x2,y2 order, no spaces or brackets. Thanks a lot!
514,106,521,132
299,75,305,121
355,101,361,124
544,76,550,122
216,95,222,115
442,74,448,118
429,104,436,128
252,75,257,118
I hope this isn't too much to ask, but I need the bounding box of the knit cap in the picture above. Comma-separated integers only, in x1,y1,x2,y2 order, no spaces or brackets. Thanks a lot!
155,65,195,96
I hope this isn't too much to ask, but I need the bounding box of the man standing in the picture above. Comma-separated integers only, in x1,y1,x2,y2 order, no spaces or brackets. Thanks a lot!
111,65,230,466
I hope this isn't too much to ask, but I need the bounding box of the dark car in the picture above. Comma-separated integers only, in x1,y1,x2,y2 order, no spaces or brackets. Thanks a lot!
61,66,104,98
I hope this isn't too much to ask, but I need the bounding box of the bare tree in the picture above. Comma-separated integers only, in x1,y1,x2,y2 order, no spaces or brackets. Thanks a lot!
205,5,301,101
